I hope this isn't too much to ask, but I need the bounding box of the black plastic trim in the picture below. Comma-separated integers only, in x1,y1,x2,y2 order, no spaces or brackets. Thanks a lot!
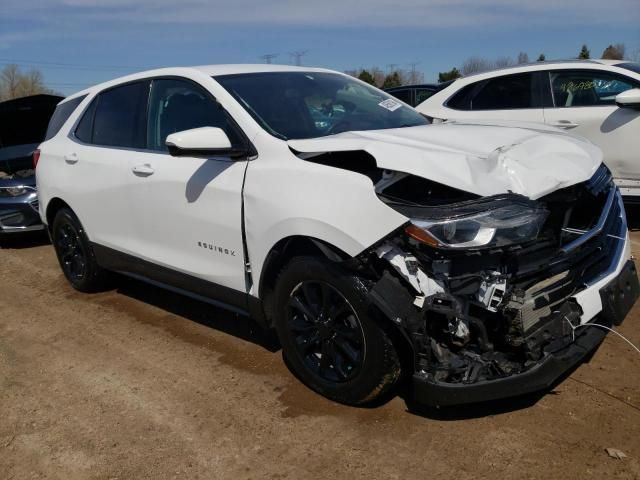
92,243,253,316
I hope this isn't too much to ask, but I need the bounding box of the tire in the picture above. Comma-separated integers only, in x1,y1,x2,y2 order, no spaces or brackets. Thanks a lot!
273,256,401,405
51,208,110,292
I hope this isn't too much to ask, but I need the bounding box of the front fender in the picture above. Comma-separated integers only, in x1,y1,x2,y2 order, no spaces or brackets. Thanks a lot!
243,150,408,296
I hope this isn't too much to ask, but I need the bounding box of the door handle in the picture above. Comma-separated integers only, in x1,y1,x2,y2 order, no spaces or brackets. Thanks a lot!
64,153,79,164
132,164,155,176
551,120,579,129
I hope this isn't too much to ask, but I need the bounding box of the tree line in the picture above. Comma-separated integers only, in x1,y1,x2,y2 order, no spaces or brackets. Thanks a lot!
0,64,58,102
438,43,630,82
344,66,424,89
347,43,633,87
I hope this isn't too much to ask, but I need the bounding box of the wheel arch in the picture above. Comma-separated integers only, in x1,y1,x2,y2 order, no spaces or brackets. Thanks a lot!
255,235,417,374
256,236,351,327
45,197,74,233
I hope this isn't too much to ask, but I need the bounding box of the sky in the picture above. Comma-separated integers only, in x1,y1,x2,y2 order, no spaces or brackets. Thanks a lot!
1,0,639,96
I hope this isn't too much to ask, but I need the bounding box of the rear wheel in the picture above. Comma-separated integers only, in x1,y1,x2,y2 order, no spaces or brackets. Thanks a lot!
52,208,110,292
274,256,401,405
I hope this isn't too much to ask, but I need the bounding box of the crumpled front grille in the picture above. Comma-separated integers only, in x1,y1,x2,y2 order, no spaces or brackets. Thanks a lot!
508,176,625,339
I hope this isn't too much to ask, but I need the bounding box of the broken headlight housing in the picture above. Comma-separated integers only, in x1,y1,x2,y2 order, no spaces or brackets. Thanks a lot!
406,196,548,249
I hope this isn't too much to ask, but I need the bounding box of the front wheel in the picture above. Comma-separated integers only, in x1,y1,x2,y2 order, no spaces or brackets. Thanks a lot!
273,256,401,405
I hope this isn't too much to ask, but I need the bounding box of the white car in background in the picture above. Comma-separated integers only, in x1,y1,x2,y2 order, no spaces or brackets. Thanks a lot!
36,65,638,408
416,60,640,199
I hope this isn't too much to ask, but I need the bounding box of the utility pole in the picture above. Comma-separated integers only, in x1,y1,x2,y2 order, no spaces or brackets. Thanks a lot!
386,63,398,73
407,62,420,84
289,50,309,66
260,54,278,64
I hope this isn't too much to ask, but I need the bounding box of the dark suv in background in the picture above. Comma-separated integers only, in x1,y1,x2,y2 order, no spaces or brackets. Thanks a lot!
384,82,451,107
0,94,62,236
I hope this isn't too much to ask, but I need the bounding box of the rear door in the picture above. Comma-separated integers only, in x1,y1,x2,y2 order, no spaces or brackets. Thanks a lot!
125,77,250,295
443,71,546,123
543,69,640,185
66,81,149,252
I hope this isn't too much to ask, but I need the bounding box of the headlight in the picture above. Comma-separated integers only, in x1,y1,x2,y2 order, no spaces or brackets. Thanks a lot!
0,187,29,197
405,196,548,249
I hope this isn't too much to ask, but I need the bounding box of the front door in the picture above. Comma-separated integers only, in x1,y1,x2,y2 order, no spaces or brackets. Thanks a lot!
126,77,250,295
543,69,640,188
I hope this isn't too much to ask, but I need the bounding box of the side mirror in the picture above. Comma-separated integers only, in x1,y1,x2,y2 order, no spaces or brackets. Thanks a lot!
165,127,247,158
615,88,640,110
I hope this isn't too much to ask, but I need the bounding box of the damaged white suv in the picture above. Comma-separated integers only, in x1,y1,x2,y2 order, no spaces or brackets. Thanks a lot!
37,65,638,407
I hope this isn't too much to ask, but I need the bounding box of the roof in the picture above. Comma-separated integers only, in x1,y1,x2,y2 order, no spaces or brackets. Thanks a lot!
462,59,629,78
193,64,335,75
64,64,337,102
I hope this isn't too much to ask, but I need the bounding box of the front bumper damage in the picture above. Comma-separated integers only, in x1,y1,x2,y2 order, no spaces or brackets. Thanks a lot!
362,166,639,407
412,259,638,406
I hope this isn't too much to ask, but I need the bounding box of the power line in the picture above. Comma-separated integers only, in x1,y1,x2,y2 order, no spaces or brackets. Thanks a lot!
259,54,278,64
289,50,308,66
407,62,421,84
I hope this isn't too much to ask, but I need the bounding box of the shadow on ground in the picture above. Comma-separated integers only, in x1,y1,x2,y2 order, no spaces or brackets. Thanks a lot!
0,230,49,249
114,274,279,353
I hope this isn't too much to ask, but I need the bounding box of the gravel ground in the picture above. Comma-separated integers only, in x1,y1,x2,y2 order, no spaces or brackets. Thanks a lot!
1,230,639,479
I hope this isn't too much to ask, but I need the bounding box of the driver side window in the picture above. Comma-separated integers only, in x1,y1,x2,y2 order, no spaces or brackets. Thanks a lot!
147,78,242,152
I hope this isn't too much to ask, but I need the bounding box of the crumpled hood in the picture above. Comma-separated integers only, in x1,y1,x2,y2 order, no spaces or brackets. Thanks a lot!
288,123,603,199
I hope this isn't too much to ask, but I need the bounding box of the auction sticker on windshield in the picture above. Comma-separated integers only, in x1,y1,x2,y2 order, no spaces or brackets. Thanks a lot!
378,98,402,111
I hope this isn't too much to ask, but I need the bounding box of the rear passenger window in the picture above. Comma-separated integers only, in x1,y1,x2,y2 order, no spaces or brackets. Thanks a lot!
91,82,147,148
447,73,535,110
146,78,242,152
45,95,86,140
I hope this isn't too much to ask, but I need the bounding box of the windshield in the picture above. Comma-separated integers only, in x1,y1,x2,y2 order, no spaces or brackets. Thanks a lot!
215,72,428,140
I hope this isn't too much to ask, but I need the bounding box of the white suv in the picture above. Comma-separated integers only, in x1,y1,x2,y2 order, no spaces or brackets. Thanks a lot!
37,65,638,408
416,60,640,199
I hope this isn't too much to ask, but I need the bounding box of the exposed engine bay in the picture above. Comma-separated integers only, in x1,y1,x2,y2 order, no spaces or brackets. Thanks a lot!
0,168,35,180
358,163,627,387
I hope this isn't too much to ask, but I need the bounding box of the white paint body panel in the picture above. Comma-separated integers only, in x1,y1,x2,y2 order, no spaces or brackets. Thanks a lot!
573,233,631,324
36,64,609,306
126,152,248,291
288,122,602,200
417,60,640,196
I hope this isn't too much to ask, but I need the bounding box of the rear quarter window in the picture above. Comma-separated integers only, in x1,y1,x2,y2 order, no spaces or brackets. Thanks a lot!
447,73,536,110
44,95,86,141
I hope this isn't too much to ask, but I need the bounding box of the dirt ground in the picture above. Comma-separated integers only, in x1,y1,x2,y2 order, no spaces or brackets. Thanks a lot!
1,230,639,480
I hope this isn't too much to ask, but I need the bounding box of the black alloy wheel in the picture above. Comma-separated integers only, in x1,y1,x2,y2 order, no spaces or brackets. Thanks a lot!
287,280,365,383
56,222,88,283
52,208,110,292
274,256,401,405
